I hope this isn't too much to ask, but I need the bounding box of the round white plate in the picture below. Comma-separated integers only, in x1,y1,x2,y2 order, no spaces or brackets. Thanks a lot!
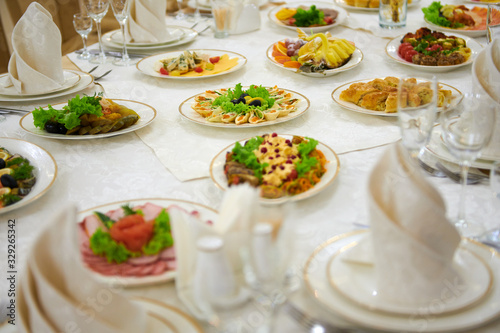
0,71,80,97
179,87,310,128
0,71,93,103
0,138,57,215
102,26,198,52
328,241,491,315
331,79,463,117
385,33,483,72
188,0,268,10
304,230,500,333
20,99,156,140
334,0,420,11
136,49,247,79
210,134,340,204
78,199,218,287
268,1,348,32
108,27,185,47
133,297,203,332
266,40,363,77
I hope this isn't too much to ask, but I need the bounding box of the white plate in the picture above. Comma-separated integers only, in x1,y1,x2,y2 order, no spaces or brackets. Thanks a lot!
328,240,491,315
0,71,80,97
78,199,218,287
19,99,156,140
136,49,247,79
331,79,463,117
304,230,500,332
210,134,340,204
266,40,363,77
133,297,203,332
108,27,185,47
0,71,93,103
102,26,198,52
0,138,57,215
385,33,483,72
334,0,420,11
268,1,348,32
188,0,268,10
179,87,310,128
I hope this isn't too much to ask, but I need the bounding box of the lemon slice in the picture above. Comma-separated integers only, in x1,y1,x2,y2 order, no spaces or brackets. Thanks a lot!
0,188,11,196
0,168,13,176
0,152,10,160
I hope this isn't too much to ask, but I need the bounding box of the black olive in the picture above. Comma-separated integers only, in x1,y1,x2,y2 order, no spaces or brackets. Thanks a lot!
1,174,17,188
231,99,240,104
249,99,262,107
57,123,68,134
45,121,60,133
0,158,5,169
240,93,249,98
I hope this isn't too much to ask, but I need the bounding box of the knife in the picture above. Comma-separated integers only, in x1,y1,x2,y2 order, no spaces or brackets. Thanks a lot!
0,108,30,114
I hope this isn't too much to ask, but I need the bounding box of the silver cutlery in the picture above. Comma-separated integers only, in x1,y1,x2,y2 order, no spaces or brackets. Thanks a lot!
75,49,148,58
436,162,488,185
88,65,99,74
418,159,447,178
0,108,30,115
93,70,112,80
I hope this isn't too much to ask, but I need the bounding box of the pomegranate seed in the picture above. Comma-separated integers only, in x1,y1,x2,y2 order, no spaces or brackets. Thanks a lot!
261,147,268,153
272,133,277,137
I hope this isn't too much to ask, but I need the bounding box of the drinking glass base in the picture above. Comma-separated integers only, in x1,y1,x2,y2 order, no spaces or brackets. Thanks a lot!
89,54,111,64
113,57,137,66
77,52,91,60
454,219,486,238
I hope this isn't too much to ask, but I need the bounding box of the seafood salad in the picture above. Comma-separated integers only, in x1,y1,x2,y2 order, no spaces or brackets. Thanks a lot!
0,148,36,209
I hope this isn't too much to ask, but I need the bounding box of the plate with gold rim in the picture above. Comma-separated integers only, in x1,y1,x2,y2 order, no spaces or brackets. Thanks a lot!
334,0,420,11
304,230,500,332
0,70,81,97
108,27,186,47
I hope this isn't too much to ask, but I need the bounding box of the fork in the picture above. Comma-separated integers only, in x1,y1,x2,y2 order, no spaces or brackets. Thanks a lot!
436,162,488,185
93,69,112,80
418,159,447,178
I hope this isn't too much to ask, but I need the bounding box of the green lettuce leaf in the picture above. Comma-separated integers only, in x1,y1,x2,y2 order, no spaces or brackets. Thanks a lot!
142,209,173,255
89,228,135,264
293,5,325,27
295,138,319,177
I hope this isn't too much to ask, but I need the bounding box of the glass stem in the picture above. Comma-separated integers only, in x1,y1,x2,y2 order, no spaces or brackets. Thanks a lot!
458,161,471,225
82,35,88,54
96,19,105,59
120,20,130,61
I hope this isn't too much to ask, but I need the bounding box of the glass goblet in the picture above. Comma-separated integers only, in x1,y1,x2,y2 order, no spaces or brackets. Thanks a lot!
73,13,93,60
481,161,500,246
109,0,132,66
83,0,110,64
440,93,496,237
176,0,186,19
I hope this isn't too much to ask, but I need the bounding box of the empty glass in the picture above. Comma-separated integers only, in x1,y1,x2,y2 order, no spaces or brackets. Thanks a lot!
176,0,186,19
83,0,110,64
109,0,132,66
73,13,93,60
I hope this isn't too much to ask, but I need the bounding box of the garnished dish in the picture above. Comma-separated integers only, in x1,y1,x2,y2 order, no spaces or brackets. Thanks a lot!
210,134,340,203
0,148,36,209
267,29,362,76
423,2,500,37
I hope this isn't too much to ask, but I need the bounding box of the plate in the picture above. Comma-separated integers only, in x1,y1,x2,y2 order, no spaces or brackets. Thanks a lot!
78,198,218,287
331,79,463,117
188,0,268,10
0,71,80,97
179,87,310,128
266,40,363,77
136,49,247,79
385,33,483,72
209,134,340,204
0,70,93,103
102,26,198,52
133,297,203,332
19,99,157,140
268,1,348,32
334,0,420,11
328,240,492,315
108,27,185,47
304,230,500,332
0,138,57,215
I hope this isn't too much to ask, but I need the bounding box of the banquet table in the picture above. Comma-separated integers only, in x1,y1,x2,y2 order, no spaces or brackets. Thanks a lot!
1,0,500,332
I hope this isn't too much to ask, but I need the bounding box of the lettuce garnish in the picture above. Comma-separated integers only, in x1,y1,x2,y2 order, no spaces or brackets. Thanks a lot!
212,83,275,115
295,138,319,177
231,136,268,179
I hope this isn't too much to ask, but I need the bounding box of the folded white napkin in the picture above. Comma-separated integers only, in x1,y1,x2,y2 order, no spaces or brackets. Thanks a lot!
5,2,64,94
128,0,170,43
345,143,462,306
18,204,147,333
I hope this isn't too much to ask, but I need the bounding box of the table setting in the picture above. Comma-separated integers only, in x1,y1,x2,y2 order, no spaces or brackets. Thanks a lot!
1,0,500,332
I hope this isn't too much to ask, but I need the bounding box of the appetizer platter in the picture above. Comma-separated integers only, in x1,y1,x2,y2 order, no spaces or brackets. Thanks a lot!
78,199,217,286
20,95,156,140
269,2,348,32
332,77,463,116
0,138,57,215
210,133,340,204
334,0,418,11
179,83,310,128
386,28,482,72
136,49,246,79
423,2,500,37
267,30,363,77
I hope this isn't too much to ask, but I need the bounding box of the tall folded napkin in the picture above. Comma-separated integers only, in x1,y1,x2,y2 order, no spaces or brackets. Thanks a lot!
18,204,147,333
5,2,64,94
128,0,170,43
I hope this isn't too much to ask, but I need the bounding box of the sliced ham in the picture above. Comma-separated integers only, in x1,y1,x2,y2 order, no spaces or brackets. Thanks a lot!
151,261,168,275
83,214,107,236
135,202,164,221
128,254,159,266
106,207,125,221
159,246,175,260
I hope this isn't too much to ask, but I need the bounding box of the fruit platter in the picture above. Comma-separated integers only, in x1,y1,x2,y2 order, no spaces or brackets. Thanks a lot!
267,29,363,77
210,133,340,204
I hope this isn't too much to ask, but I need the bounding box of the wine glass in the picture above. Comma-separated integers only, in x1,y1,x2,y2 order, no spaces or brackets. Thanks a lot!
397,76,438,159
109,0,132,66
83,0,110,64
73,13,93,60
440,93,496,237
176,0,186,19
481,161,500,246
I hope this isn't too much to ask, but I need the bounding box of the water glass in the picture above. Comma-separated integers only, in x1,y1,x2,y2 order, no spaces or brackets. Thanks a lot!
73,13,93,60
211,0,230,38
83,0,110,64
379,0,407,29
487,4,500,44
109,0,132,66
176,0,186,19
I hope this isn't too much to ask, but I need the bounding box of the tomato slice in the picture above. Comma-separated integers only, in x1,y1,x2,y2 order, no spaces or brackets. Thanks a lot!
209,56,220,64
159,67,169,75
405,50,418,63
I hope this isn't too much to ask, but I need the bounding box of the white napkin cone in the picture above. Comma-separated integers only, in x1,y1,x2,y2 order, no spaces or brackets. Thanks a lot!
128,0,170,43
346,143,462,306
17,204,147,333
5,2,64,94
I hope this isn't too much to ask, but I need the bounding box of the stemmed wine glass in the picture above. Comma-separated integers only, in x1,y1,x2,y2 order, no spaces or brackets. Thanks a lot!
440,93,496,237
73,13,93,60
109,0,132,66
176,0,186,19
481,161,500,246
83,0,110,64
